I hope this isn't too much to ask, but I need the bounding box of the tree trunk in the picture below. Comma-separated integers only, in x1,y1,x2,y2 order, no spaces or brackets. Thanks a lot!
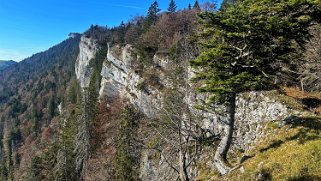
178,121,189,181
214,93,236,175
179,149,189,181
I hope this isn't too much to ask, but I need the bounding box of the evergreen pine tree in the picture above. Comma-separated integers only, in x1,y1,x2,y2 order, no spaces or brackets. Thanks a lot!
193,0,200,11
168,0,177,13
48,96,56,118
188,3,192,10
31,108,39,135
145,1,161,29
192,0,321,175
220,0,237,10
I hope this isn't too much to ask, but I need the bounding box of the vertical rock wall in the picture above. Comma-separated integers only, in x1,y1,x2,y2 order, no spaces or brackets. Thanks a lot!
75,36,99,88
75,41,295,180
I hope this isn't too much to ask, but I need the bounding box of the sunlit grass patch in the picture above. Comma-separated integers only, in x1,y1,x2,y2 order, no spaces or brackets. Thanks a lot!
227,116,321,180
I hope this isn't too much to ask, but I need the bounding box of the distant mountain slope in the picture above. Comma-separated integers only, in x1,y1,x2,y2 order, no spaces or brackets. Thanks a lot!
0,60,16,71
0,35,80,90
0,34,81,180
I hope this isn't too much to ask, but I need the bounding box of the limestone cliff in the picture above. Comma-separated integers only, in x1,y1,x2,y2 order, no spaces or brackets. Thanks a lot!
97,43,293,150
74,35,308,180
99,44,164,117
75,36,99,88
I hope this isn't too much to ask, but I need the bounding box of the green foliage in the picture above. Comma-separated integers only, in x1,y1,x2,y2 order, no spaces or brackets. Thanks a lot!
89,47,106,88
73,46,106,179
85,25,112,46
87,47,106,122
188,3,192,10
114,21,127,45
0,60,16,71
193,0,201,10
191,0,321,106
0,89,13,104
67,78,80,104
27,156,43,181
47,96,56,118
113,105,141,181
220,0,237,10
57,115,78,180
8,97,27,118
43,106,79,181
168,0,177,13
227,117,321,180
0,29,82,180
30,108,39,135
145,1,161,29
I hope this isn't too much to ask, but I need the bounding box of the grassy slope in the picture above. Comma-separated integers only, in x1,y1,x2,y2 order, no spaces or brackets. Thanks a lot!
197,88,321,180
228,116,321,180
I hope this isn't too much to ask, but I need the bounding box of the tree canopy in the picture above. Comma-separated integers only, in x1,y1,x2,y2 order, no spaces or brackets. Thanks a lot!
191,0,321,175
193,0,201,10
146,1,161,28
168,0,177,13
192,0,321,105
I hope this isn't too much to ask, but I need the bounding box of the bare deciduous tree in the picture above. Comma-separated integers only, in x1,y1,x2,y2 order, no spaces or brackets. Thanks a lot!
299,24,321,92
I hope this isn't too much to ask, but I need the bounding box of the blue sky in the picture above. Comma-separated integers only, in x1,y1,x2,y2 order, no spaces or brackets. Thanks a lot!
0,0,221,62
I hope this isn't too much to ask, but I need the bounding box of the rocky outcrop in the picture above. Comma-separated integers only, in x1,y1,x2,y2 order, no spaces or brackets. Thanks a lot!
234,91,290,149
75,36,99,88
75,41,299,180
98,44,294,149
99,45,163,117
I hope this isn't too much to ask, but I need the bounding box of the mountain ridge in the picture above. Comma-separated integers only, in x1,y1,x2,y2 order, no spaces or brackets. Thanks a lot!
0,60,17,71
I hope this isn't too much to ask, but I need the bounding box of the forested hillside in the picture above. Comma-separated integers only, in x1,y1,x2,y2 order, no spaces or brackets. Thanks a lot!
0,0,321,180
0,34,81,180
0,60,16,71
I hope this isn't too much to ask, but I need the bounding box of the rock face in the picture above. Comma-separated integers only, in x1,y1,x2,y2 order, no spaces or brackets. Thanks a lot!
75,36,99,88
99,44,163,117
185,91,291,150
75,37,294,180
140,150,178,181
234,91,290,149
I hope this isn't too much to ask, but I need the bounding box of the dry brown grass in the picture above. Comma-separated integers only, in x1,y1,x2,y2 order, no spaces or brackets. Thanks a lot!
282,87,321,115
282,87,321,100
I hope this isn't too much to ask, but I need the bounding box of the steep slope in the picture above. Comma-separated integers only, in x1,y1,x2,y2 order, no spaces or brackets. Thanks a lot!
71,9,321,181
96,43,321,181
0,34,81,180
0,60,16,71
69,25,321,180
0,5,320,180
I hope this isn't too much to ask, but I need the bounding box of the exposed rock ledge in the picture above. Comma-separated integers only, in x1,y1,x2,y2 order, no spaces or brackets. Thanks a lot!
75,36,99,88
99,44,162,117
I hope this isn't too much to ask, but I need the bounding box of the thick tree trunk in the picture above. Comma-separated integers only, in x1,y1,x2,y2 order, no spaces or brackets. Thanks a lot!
214,93,236,175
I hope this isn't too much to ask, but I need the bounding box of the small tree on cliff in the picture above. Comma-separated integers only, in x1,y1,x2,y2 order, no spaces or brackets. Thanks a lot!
191,0,321,175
